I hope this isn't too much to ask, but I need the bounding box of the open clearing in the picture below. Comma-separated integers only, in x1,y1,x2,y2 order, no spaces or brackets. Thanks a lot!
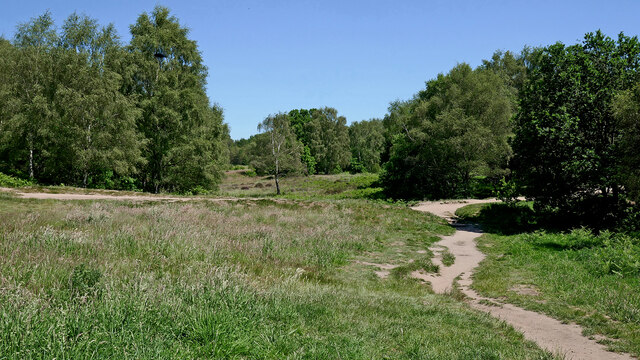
0,188,557,359
0,185,636,359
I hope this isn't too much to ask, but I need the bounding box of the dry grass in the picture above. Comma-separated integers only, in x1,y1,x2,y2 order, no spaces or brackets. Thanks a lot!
0,193,558,358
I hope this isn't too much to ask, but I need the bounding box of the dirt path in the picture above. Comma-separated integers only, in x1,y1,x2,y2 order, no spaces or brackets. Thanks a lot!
0,187,239,202
412,200,634,360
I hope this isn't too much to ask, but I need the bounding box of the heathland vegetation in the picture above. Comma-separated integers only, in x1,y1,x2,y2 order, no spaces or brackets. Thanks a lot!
2,5,640,359
0,191,560,359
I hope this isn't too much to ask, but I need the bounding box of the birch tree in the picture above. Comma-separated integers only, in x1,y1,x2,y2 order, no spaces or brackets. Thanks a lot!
256,113,302,195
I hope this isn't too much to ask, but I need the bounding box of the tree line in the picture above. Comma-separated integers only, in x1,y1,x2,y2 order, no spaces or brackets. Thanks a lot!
380,30,640,226
0,7,229,193
239,30,640,227
3,7,639,226
230,107,385,178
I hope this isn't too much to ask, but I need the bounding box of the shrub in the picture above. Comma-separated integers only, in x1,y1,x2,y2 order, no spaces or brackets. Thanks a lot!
592,235,640,277
0,172,33,187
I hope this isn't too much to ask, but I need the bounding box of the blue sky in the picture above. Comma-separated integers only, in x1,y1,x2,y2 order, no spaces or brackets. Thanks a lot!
2,0,640,139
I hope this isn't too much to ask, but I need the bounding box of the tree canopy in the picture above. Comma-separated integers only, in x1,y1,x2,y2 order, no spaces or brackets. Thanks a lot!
512,31,640,220
0,7,228,193
381,63,515,199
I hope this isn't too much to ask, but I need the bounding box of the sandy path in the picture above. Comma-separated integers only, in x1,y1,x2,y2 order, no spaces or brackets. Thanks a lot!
412,200,634,360
0,187,239,202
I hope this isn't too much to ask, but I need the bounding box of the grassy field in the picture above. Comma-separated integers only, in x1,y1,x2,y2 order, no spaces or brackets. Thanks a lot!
0,185,559,358
216,169,387,201
456,202,640,357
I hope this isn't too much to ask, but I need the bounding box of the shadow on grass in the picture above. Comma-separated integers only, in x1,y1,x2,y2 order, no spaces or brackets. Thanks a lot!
456,202,541,235
454,201,596,237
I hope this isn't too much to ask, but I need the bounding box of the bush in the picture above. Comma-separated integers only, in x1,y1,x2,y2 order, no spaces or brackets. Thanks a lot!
592,234,640,277
468,176,496,199
348,158,366,174
0,172,33,187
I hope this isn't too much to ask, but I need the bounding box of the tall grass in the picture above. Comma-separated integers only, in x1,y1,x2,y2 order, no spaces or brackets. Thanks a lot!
0,198,556,359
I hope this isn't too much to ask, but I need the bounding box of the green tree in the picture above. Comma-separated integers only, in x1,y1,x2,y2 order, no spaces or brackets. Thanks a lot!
0,38,15,170
479,49,530,95
54,13,142,187
512,31,640,218
230,137,253,166
381,63,514,199
612,85,640,203
288,108,316,174
349,119,385,173
126,6,225,193
254,113,302,194
1,12,58,181
306,107,350,174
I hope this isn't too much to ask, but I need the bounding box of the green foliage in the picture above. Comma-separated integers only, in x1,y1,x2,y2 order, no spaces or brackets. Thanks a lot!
229,137,253,166
0,172,33,187
55,14,143,187
612,83,640,203
306,107,351,174
348,157,367,174
349,118,385,173
479,49,530,95
252,113,303,194
496,177,519,204
300,145,316,175
512,31,640,218
381,63,514,199
0,8,228,193
591,234,640,277
0,12,58,181
126,6,226,193
288,109,317,174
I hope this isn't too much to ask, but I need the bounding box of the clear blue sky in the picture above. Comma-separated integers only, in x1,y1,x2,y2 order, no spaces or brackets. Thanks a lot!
2,1,640,139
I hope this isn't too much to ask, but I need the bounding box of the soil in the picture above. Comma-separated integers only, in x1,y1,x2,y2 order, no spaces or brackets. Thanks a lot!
412,200,634,360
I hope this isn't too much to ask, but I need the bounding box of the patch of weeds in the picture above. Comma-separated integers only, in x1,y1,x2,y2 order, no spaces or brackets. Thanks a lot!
441,249,455,266
446,277,467,301
391,257,439,279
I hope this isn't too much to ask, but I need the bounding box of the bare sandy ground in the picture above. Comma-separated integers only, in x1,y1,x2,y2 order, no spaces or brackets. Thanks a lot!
412,200,634,360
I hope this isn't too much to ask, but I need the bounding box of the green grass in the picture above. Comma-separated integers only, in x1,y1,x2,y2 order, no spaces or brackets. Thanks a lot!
390,255,440,279
441,249,456,267
216,170,394,202
0,196,558,359
457,202,640,357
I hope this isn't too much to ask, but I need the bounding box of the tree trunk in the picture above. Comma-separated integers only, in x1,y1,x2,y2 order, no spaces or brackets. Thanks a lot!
275,158,280,195
29,147,34,180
